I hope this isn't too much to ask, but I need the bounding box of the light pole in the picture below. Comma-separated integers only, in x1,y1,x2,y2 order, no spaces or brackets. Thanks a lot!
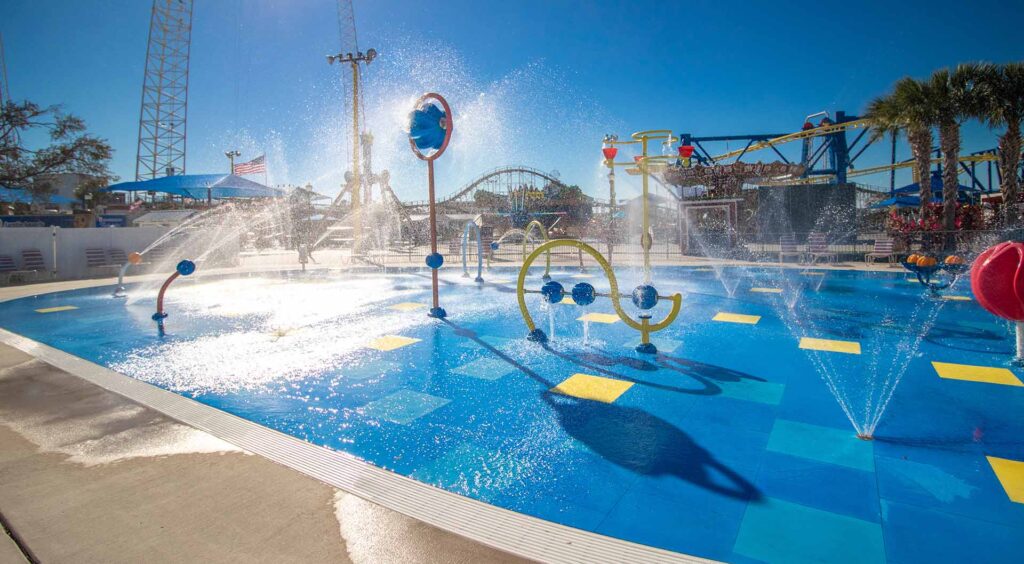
222,150,241,205
224,150,241,174
327,48,377,253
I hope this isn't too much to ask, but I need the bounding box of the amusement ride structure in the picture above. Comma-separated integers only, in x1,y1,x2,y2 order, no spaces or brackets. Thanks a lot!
135,0,193,181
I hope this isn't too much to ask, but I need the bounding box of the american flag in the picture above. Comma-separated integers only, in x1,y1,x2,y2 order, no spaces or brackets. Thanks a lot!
233,154,266,175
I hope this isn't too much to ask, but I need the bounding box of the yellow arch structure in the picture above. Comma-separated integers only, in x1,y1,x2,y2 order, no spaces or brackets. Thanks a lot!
517,239,682,353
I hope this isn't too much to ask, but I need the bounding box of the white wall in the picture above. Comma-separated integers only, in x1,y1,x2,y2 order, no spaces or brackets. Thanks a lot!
0,227,169,279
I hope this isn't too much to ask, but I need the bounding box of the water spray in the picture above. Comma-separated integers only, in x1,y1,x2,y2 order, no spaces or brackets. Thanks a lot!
152,260,196,337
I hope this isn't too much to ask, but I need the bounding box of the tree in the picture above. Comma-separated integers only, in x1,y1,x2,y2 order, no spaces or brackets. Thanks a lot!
0,100,115,199
977,62,1024,227
929,64,984,235
539,182,592,227
867,78,935,218
73,176,114,207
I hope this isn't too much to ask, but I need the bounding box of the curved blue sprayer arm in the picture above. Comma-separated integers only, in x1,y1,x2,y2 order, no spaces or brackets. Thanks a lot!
461,221,484,283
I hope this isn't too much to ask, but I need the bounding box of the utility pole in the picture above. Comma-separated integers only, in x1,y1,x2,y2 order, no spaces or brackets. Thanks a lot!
327,48,377,252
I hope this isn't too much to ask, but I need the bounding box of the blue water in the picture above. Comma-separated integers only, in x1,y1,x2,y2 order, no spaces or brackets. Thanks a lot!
2,266,1023,563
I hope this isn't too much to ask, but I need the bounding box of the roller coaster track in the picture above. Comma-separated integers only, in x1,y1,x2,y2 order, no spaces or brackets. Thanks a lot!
402,166,567,212
758,153,1002,187
711,118,871,163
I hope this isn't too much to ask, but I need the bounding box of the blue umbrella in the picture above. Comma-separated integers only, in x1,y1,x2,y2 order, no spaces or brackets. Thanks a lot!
892,171,978,196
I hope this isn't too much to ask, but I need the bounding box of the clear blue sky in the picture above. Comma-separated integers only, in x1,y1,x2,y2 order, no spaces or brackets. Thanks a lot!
4,0,1023,200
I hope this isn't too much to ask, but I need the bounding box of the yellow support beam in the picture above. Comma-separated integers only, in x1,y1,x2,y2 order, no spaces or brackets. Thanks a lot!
711,119,871,162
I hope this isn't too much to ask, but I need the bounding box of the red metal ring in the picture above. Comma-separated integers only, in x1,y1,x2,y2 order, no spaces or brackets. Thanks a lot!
408,92,453,162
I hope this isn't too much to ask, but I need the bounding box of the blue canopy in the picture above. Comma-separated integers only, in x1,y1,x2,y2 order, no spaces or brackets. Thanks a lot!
0,187,77,204
892,171,978,196
102,174,285,199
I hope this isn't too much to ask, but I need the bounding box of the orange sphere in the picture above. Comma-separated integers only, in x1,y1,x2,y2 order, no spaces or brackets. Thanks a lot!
945,255,965,265
907,253,921,264
917,256,938,268
128,252,143,265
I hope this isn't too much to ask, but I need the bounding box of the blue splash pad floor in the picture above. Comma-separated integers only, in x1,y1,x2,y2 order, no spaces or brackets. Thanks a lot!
2,266,1023,563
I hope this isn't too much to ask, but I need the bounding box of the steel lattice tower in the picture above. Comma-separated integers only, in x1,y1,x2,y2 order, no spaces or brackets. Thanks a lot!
135,0,193,180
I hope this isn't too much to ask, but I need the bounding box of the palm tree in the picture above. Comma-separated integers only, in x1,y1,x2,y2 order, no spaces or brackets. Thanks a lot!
978,62,1024,227
867,77,935,218
929,64,984,237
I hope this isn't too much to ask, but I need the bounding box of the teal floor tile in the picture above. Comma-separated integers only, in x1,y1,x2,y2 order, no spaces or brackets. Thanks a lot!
344,360,400,381
718,378,786,405
733,497,885,563
451,357,517,381
361,389,450,424
766,419,874,472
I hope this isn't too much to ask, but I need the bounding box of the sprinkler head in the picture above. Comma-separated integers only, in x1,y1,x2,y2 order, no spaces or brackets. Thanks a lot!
635,342,658,355
856,433,874,441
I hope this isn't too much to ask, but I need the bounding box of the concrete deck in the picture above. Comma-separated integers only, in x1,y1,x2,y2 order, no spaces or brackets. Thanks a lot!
0,343,524,563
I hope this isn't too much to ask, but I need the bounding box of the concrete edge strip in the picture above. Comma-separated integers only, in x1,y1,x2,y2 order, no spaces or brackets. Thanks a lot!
0,328,710,564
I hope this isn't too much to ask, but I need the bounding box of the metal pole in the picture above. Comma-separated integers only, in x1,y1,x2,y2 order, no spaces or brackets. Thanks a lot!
608,167,616,262
51,226,58,279
351,61,362,252
428,159,439,312
1016,321,1024,364
890,131,897,195
641,137,651,283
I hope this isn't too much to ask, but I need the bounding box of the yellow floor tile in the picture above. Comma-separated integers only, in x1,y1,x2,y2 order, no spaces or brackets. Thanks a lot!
941,295,972,301
552,373,634,403
577,312,620,324
570,273,595,279
487,279,509,284
560,296,576,305
366,335,421,352
988,456,1024,503
389,302,427,311
713,312,761,325
751,287,783,294
35,305,78,314
932,362,1023,387
799,337,861,355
